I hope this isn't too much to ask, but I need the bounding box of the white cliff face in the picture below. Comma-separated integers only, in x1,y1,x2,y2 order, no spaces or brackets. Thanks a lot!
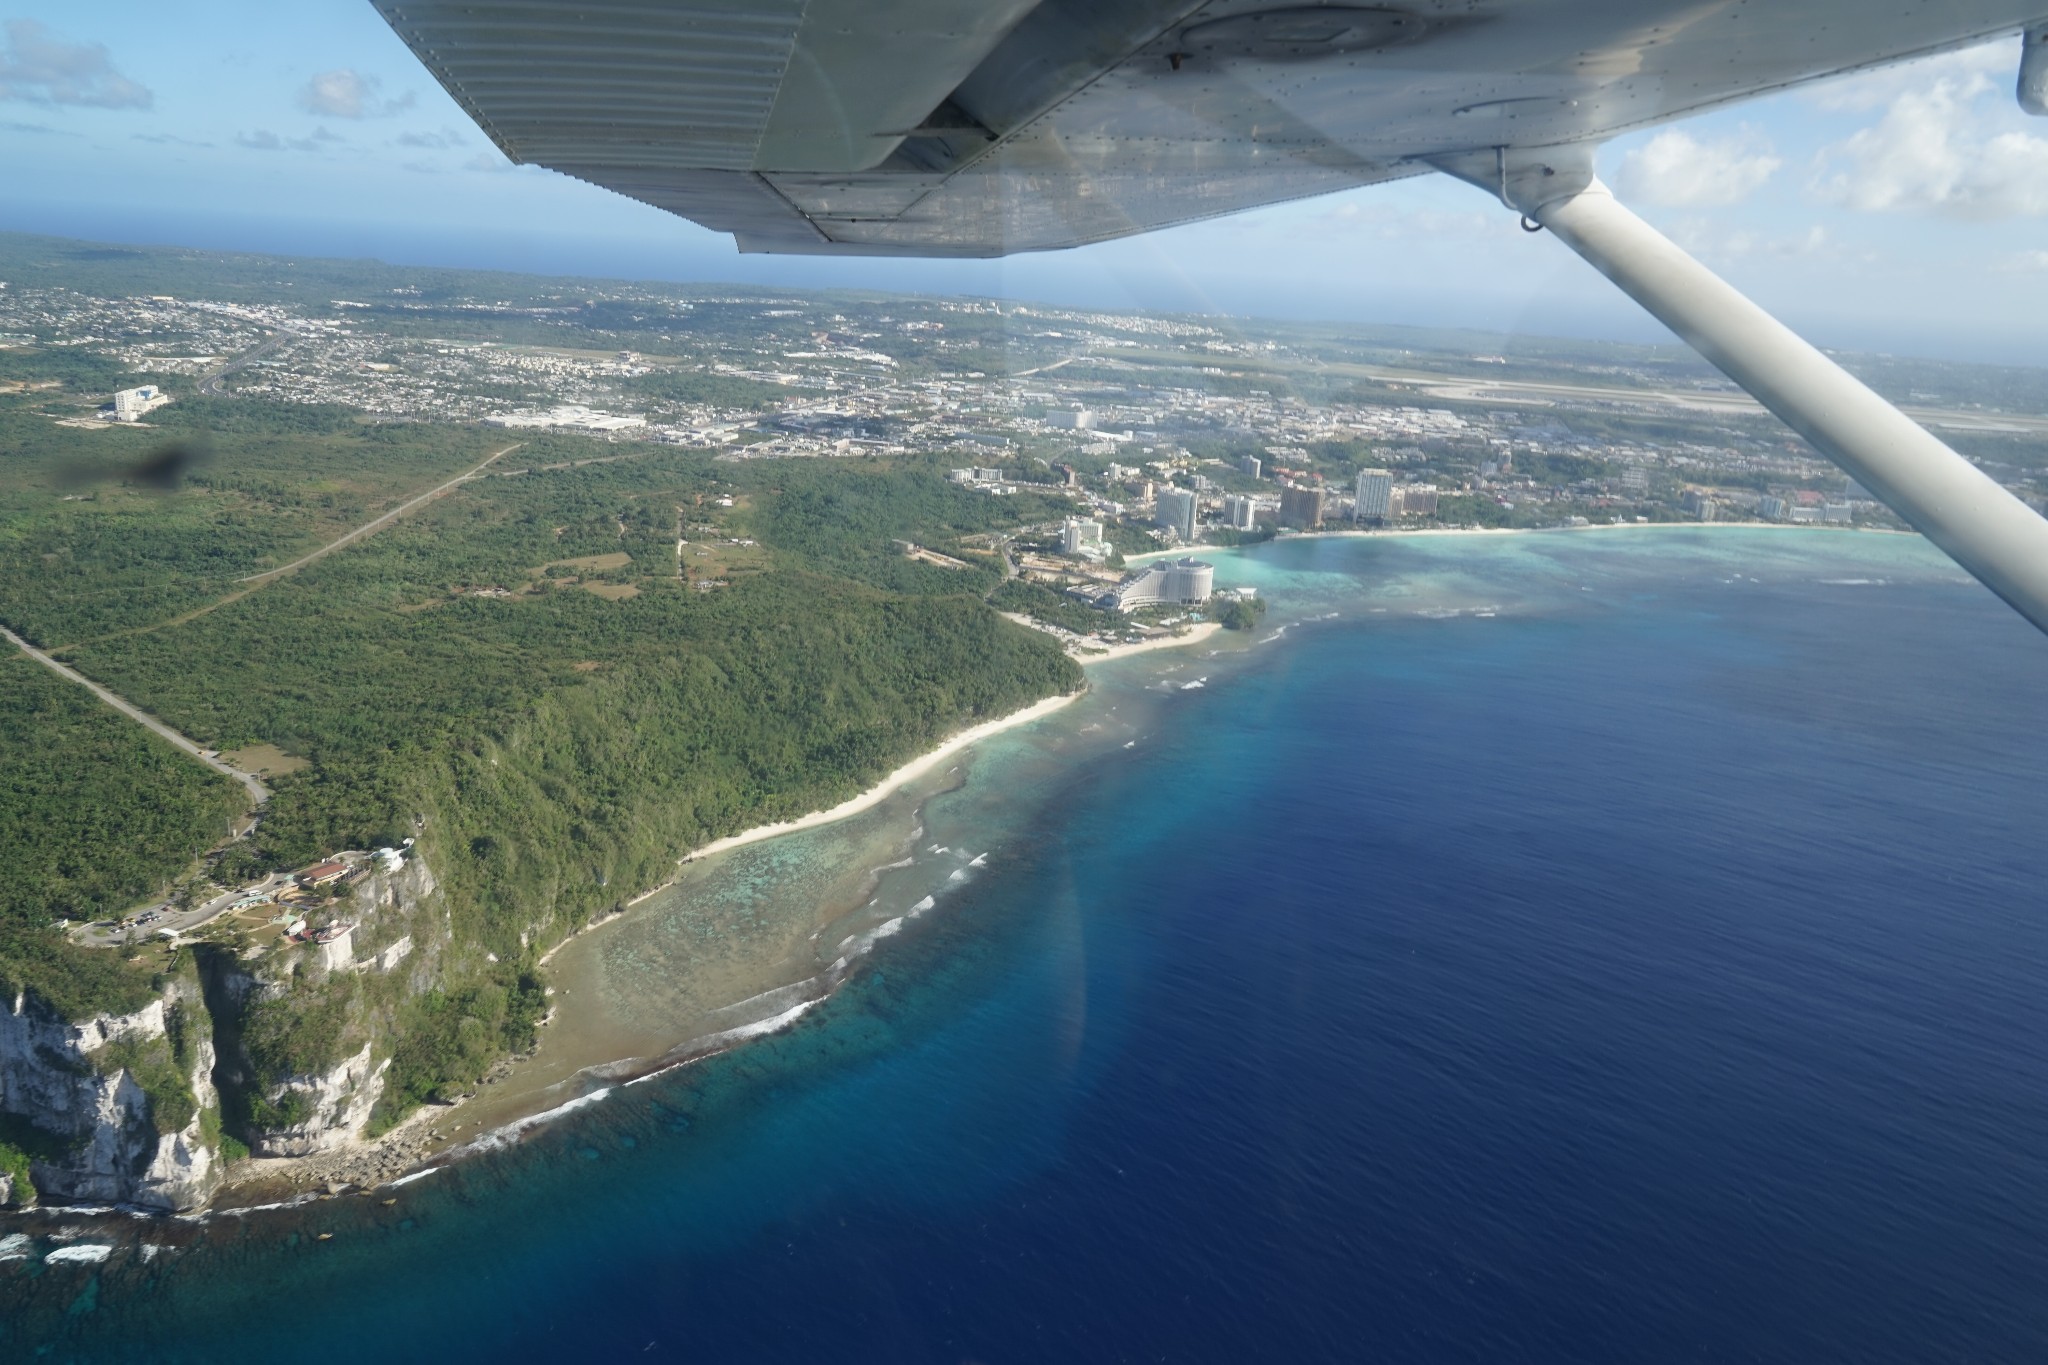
367,934,413,973
353,856,437,915
313,927,355,972
0,993,158,1120
0,855,445,1209
0,988,222,1212
232,853,441,1160
249,1041,387,1157
132,1029,220,1211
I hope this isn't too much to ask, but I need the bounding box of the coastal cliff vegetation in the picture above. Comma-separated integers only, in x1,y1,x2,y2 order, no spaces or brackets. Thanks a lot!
0,383,1083,1189
0,656,247,1020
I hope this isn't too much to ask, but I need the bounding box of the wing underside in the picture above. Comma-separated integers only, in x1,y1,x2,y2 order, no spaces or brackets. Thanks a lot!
374,0,2048,256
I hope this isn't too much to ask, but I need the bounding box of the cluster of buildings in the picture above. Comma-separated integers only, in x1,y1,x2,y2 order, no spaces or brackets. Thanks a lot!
948,466,1022,494
483,403,646,432
1097,459,1453,540
1349,469,1439,524
1723,489,1855,524
12,273,2042,536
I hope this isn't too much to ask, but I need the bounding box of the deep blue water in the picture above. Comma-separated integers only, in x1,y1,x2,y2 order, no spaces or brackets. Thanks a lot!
12,534,2048,1362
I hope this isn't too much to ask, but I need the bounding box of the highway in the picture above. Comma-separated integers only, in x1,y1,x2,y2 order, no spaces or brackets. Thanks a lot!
194,328,299,397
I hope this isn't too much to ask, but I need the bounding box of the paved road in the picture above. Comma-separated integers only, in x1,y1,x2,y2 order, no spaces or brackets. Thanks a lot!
78,872,297,947
235,442,524,585
0,623,270,805
195,329,298,398
1013,355,1078,379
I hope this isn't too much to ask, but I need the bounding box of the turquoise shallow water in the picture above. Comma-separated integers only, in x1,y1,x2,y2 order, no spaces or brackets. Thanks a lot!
7,527,2046,1364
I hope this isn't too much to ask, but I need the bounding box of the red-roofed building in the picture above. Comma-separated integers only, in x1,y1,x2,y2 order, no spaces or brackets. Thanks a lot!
295,861,348,888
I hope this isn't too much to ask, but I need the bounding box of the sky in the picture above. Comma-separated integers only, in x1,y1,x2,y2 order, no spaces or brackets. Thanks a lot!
4,2,2048,364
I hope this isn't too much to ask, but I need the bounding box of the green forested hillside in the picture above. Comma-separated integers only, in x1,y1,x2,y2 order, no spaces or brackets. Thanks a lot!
745,463,1071,596
0,656,246,1020
0,386,1081,1131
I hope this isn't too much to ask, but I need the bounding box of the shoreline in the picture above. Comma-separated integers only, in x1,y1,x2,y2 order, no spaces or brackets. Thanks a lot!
53,521,1907,1219
211,651,1221,1210
1073,620,1224,661
540,689,1082,967
1128,518,1908,562
1284,520,1911,541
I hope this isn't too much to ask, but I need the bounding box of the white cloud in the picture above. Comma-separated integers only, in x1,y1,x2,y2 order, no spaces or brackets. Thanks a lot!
1801,40,2010,113
236,128,336,154
1995,249,2048,272
298,69,413,119
0,19,151,108
396,128,465,150
1615,128,1781,207
1811,73,2048,218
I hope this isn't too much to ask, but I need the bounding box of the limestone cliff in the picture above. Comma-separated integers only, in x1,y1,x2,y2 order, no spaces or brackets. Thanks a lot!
205,852,446,1159
1,850,483,1207
0,979,222,1212
245,1040,388,1157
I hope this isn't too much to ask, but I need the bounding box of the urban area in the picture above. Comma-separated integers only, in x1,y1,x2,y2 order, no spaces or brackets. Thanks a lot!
10,269,2045,561
8,252,2048,956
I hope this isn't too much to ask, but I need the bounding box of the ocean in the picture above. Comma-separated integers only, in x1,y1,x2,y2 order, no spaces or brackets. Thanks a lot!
7,527,2048,1363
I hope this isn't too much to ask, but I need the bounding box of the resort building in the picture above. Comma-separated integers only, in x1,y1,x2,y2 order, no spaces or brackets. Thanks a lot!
1395,484,1439,517
1155,487,1198,543
1108,557,1214,610
1061,518,1108,559
1355,469,1393,523
1223,494,1257,530
1278,484,1325,529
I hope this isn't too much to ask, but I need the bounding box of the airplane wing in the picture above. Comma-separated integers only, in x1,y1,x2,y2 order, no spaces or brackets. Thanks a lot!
373,0,2043,257
376,0,2048,638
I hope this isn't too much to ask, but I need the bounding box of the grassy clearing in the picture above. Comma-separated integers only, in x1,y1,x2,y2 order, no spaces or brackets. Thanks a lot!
220,744,310,777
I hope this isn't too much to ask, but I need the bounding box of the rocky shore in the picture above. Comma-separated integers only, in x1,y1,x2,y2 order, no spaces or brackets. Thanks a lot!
213,1050,525,1204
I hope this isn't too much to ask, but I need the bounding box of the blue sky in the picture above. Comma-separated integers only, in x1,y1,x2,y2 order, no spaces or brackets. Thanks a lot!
4,2,2047,363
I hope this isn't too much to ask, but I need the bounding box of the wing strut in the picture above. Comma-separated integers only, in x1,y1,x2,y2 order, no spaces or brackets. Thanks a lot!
1438,145,2048,638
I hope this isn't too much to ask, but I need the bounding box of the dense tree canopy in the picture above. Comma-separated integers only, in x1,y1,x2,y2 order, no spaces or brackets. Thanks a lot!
0,399,1081,1126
